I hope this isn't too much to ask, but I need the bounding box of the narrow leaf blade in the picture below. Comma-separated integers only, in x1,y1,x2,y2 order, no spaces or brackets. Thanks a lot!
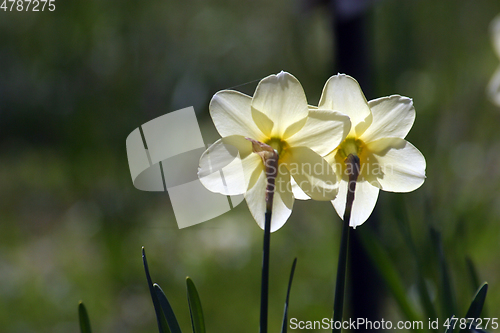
444,315,455,333
465,283,488,319
465,258,488,318
78,301,92,333
397,200,438,327
466,257,480,292
143,247,170,333
431,228,457,320
186,277,205,333
458,283,488,333
281,258,297,333
154,283,183,333
358,228,421,324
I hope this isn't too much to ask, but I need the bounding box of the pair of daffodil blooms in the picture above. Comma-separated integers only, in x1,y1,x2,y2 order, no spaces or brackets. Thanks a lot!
199,72,426,232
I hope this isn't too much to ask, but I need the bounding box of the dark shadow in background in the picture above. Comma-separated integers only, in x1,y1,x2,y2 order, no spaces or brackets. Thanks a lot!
330,0,384,329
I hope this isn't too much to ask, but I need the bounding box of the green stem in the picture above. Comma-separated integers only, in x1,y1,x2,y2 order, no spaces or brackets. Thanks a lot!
332,204,351,332
333,154,359,333
247,137,278,333
260,210,272,333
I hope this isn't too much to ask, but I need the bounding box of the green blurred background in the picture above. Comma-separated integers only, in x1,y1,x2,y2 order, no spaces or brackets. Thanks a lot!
1,0,500,332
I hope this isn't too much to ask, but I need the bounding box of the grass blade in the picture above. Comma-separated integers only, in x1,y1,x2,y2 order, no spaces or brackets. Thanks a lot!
281,258,297,333
395,208,438,329
458,283,488,333
143,247,170,333
430,228,457,320
358,228,421,324
466,258,488,317
444,315,455,333
464,283,488,319
186,277,205,333
78,301,92,333
154,283,183,333
416,272,438,330
466,258,480,292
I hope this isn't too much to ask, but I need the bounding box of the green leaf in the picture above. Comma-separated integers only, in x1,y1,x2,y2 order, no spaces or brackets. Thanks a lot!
416,273,438,331
465,258,487,317
358,228,421,325
458,283,488,333
186,277,206,333
281,258,297,333
143,247,170,333
464,283,488,319
78,301,92,333
430,228,457,320
443,315,455,333
155,283,182,333
465,258,480,293
394,208,438,328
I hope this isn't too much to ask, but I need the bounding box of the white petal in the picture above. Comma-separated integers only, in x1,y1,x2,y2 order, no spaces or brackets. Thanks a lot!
487,66,500,107
281,147,339,201
360,95,415,142
210,90,265,139
318,74,372,136
291,177,311,200
286,109,351,156
366,138,426,192
332,179,380,228
490,14,500,59
198,138,262,195
251,71,309,138
245,167,294,232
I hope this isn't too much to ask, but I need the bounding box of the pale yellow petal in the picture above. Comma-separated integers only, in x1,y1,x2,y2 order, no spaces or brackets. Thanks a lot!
491,14,500,59
281,147,338,201
286,110,351,156
332,179,380,228
210,90,265,140
365,138,426,192
291,177,311,200
361,95,415,142
245,167,294,232
251,71,308,138
318,74,372,136
487,66,500,107
198,138,262,195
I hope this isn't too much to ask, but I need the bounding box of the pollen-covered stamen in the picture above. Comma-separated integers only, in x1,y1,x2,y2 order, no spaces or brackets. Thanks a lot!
338,137,364,160
266,137,287,156
246,138,279,211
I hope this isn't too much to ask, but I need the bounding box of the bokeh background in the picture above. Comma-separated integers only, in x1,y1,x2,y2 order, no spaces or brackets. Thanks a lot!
1,0,500,332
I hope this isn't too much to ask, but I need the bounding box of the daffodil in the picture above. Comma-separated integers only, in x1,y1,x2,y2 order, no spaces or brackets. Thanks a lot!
318,74,426,228
198,71,351,232
488,14,500,107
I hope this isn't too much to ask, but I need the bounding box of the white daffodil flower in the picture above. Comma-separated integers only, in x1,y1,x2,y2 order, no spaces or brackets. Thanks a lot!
198,71,351,232
488,14,500,107
319,74,426,228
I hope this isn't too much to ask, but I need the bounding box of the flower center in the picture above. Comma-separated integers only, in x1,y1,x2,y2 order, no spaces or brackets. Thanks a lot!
337,137,364,160
266,137,287,156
